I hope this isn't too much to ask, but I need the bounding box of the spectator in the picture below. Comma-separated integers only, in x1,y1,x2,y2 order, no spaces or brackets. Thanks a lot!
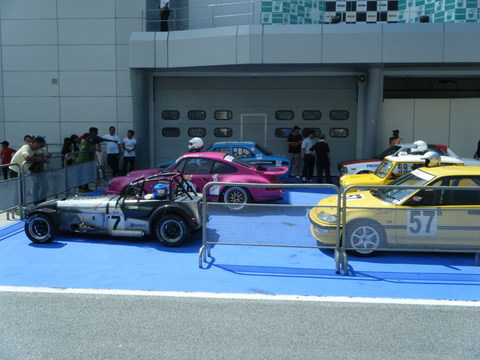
24,135,33,145
9,136,50,178
310,134,332,184
30,137,51,204
82,127,116,146
76,133,94,192
160,0,171,32
61,137,75,166
301,130,317,183
1,141,16,180
103,126,122,177
389,129,403,146
95,143,106,186
9,136,51,204
287,126,302,177
474,139,480,159
122,130,137,175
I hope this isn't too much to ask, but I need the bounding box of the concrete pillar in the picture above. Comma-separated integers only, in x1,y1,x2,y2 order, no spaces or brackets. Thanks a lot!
363,67,384,158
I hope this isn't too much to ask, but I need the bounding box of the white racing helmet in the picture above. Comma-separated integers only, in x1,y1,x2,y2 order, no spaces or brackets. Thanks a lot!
188,137,204,152
411,140,428,153
421,151,441,167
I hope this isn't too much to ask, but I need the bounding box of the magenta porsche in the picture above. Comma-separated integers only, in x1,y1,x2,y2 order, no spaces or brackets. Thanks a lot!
103,152,288,206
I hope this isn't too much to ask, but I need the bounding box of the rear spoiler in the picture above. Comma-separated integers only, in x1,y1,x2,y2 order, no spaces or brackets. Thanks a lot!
254,166,289,176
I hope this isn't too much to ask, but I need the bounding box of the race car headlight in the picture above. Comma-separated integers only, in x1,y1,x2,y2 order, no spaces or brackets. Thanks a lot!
317,211,337,223
340,166,347,173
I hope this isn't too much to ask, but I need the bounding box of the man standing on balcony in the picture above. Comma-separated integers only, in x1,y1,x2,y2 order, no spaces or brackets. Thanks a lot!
160,0,171,32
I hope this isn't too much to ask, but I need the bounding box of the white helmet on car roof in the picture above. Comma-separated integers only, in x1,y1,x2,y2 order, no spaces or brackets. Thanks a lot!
412,140,428,153
421,151,441,167
188,137,204,152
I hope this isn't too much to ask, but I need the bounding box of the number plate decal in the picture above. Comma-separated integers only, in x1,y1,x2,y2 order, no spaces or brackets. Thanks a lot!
407,210,438,236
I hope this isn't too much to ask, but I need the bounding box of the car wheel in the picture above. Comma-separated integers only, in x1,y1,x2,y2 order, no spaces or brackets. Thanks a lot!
357,170,372,174
24,213,55,244
153,214,190,247
222,186,250,210
345,221,384,256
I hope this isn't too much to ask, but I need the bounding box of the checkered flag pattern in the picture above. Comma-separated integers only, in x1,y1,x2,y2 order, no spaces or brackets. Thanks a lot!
261,0,479,24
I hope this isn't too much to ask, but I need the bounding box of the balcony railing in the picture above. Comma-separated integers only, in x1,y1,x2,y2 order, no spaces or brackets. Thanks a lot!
143,1,479,31
144,1,257,32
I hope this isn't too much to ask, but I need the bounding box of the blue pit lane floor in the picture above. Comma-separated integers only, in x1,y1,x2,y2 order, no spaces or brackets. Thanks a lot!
1,186,479,301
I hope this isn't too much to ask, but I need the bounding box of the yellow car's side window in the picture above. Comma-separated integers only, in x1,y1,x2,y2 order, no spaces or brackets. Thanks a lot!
428,176,480,206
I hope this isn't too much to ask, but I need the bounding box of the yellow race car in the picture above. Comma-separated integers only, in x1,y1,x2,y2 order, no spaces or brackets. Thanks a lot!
309,166,480,256
340,152,463,191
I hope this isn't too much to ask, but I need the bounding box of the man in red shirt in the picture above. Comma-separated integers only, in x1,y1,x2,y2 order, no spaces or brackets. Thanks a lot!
1,141,16,180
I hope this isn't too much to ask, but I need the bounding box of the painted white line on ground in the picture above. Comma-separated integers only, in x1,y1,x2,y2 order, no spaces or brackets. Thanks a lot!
0,286,478,307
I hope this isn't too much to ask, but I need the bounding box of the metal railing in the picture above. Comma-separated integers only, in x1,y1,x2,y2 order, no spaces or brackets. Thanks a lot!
340,184,480,273
144,1,256,31
198,182,341,269
144,1,478,31
199,181,480,274
0,153,97,219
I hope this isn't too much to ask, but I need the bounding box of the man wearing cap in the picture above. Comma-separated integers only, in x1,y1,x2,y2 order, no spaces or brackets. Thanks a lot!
389,129,403,146
287,126,303,177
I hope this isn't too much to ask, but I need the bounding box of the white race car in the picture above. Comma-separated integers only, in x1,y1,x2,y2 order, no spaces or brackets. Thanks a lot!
338,141,478,175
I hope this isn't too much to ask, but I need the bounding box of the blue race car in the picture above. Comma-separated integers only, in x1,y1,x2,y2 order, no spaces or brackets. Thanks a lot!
158,141,290,176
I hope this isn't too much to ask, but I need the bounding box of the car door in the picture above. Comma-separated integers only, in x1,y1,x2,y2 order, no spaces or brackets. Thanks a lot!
232,146,255,160
182,158,215,193
396,176,480,249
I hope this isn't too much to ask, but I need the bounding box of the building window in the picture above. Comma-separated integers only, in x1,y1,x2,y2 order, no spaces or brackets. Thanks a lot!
275,110,294,120
214,110,233,120
188,110,206,120
188,128,206,137
302,128,321,137
162,127,180,137
330,110,349,120
329,128,349,138
214,128,233,137
162,110,180,120
302,110,321,120
275,128,292,138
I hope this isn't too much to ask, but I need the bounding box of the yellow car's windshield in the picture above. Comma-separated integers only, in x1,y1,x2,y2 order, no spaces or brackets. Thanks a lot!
373,160,394,179
371,169,434,204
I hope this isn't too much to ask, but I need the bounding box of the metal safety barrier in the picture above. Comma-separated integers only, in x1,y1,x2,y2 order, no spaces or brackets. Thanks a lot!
198,182,342,271
199,181,480,275
0,153,96,219
339,184,480,274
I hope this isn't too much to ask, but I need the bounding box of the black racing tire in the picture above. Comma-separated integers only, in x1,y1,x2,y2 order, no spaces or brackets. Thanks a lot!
222,186,251,211
153,214,190,247
345,220,385,256
24,213,56,244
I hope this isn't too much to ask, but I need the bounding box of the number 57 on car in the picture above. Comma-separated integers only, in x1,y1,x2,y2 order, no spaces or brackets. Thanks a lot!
309,166,480,256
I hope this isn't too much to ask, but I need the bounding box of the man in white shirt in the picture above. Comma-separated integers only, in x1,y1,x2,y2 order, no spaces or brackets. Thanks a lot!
103,126,122,177
301,130,317,182
122,130,137,175
160,0,171,32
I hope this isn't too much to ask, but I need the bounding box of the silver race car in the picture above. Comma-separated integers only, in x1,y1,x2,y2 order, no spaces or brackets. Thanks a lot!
24,173,203,247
